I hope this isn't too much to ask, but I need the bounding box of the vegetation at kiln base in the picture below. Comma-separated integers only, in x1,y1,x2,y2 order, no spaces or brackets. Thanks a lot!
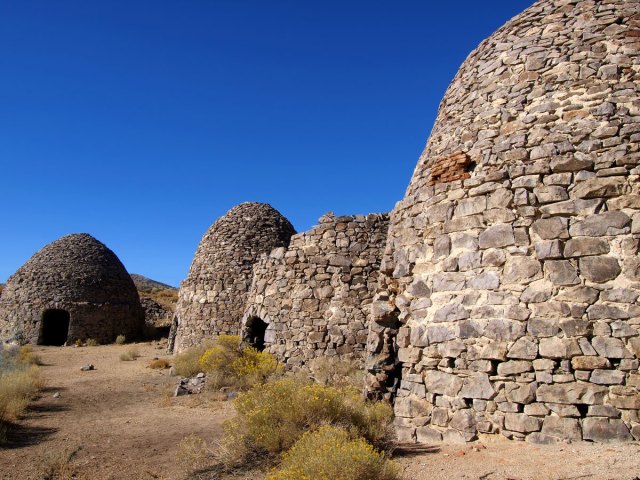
198,335,279,390
115,334,126,345
178,377,395,476
308,356,365,389
173,341,214,377
85,338,99,347
221,378,394,467
0,345,42,443
266,426,399,480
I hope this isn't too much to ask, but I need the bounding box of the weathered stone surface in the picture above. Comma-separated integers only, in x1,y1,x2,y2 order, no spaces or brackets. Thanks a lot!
590,369,625,385
531,218,569,240
503,258,542,284
592,336,632,359
505,413,542,433
571,177,628,199
424,370,463,396
582,418,632,443
460,373,495,400
539,337,581,359
541,417,581,441
536,383,607,405
479,224,515,249
564,238,609,258
507,337,538,360
579,257,621,283
497,360,532,376
571,356,610,370
569,212,630,237
544,260,580,286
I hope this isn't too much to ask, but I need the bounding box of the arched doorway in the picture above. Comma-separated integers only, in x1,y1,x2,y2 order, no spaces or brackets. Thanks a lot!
39,309,70,346
243,316,268,351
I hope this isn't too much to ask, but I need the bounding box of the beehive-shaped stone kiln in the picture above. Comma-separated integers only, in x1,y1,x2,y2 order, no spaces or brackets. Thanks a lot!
365,0,640,443
0,233,144,345
172,202,295,352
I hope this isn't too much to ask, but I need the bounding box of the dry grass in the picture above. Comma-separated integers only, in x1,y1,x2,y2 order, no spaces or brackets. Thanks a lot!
0,345,43,443
115,335,126,345
172,342,213,378
149,358,171,369
120,348,141,361
85,338,99,347
308,356,365,389
38,447,82,480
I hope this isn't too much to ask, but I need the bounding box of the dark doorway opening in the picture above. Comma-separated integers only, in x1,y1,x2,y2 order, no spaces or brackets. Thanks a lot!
39,309,70,346
243,316,268,351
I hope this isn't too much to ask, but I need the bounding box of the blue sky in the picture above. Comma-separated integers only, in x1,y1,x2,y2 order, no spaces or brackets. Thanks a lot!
0,0,533,287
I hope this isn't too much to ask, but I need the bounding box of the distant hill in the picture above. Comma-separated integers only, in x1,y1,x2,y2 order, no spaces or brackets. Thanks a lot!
130,274,176,292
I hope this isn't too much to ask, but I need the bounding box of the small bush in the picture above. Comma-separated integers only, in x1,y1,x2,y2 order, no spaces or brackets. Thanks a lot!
198,335,279,390
309,356,364,388
221,378,394,467
115,335,126,345
172,341,213,377
149,358,170,369
267,426,400,480
19,345,42,366
119,348,140,361
39,447,80,480
177,434,213,471
85,338,99,347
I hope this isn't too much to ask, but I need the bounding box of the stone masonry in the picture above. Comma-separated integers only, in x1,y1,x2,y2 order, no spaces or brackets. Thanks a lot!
172,203,295,352
0,233,144,345
242,212,388,368
365,0,640,444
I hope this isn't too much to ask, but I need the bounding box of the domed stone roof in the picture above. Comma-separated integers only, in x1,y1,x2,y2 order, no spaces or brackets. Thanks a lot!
366,0,640,444
171,202,295,351
0,233,144,345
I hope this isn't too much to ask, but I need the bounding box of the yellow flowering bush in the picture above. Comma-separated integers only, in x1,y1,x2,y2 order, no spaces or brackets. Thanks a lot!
198,335,279,390
221,378,394,466
266,426,400,480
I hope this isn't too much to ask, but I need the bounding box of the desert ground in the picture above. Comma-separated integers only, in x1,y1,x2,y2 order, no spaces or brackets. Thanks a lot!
1,344,639,480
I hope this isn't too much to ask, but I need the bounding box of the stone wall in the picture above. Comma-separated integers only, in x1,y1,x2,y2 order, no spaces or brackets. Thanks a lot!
366,0,640,443
242,212,389,368
172,203,295,352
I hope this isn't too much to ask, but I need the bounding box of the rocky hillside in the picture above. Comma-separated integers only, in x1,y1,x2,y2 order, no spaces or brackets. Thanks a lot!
130,274,175,292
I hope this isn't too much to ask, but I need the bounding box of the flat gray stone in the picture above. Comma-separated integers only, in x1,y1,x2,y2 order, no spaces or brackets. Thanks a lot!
579,256,621,283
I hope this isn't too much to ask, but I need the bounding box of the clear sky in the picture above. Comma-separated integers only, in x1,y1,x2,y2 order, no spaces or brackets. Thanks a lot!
0,0,533,287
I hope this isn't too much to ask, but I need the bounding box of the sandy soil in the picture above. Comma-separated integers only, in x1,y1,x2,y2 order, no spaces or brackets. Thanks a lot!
1,344,639,480
0,343,230,480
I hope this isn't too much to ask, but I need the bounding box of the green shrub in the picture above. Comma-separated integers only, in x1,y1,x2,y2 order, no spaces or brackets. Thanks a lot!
267,426,400,480
221,378,394,467
85,338,99,347
198,335,279,390
172,341,214,377
115,335,126,345
0,345,42,443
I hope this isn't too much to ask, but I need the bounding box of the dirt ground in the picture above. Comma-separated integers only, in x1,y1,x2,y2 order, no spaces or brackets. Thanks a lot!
1,344,639,480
